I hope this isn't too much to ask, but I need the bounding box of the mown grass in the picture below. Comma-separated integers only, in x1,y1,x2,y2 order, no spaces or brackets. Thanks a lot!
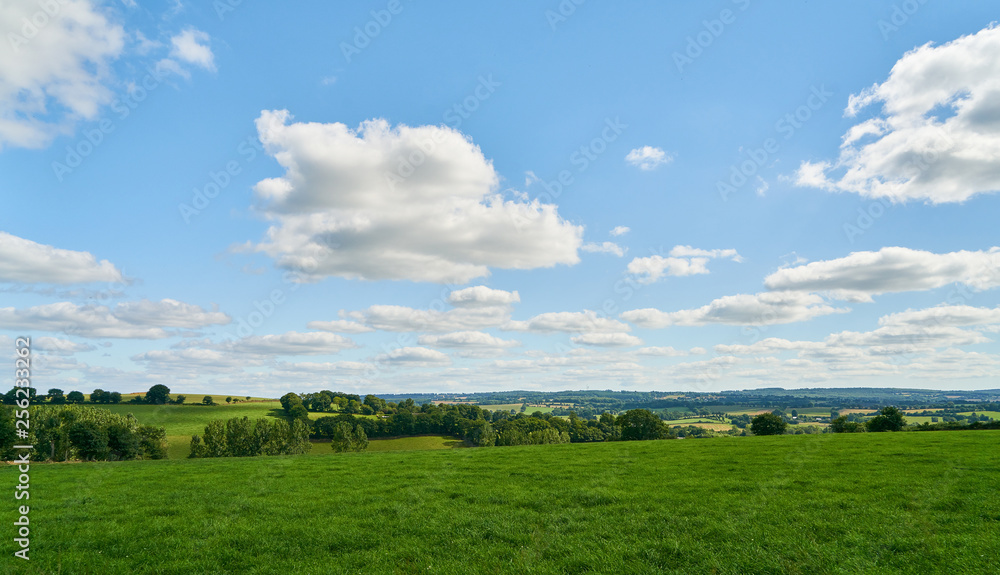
4,430,999,574
96,401,284,437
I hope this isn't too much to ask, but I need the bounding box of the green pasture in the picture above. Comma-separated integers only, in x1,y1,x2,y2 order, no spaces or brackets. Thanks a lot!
6,430,999,573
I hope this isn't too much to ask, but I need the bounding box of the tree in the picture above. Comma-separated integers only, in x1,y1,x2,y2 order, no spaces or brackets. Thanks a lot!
226,396,232,404
47,389,66,404
364,394,387,413
174,395,187,405
145,384,171,405
108,391,122,404
750,413,787,436
867,406,906,432
202,395,215,406
66,391,85,404
331,422,368,452
830,416,865,433
616,409,670,441
106,424,141,460
289,404,309,421
68,421,109,460
280,392,302,414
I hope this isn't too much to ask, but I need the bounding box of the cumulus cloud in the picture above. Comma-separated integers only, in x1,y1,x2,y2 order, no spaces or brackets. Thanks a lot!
0,0,125,149
764,246,1000,301
0,299,229,338
636,346,693,356
446,286,520,308
582,242,625,257
305,319,375,334
345,304,512,333
795,25,1000,203
610,226,630,237
879,304,1000,327
505,310,631,334
168,28,214,71
0,232,123,283
30,336,96,355
248,110,583,283
571,332,642,347
221,331,356,355
417,331,520,349
621,291,846,327
374,346,451,367
625,146,673,170
627,245,742,284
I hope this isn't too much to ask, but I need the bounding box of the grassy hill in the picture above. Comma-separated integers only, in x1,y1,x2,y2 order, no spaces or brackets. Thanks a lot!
5,430,998,574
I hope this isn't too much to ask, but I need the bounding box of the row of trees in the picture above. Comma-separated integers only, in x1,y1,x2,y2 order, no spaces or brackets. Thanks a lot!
830,407,906,433
0,405,167,461
308,405,674,449
189,416,311,458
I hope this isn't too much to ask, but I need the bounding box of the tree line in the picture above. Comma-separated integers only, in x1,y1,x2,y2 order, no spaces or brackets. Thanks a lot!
0,405,166,461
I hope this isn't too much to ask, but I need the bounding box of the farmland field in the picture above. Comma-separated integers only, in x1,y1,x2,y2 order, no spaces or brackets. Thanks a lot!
959,411,1000,419
5,430,998,573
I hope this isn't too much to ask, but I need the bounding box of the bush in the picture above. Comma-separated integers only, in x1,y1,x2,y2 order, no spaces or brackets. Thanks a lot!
750,413,787,436
867,406,906,432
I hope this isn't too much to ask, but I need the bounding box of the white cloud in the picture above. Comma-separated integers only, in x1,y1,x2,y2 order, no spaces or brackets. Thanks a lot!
635,346,689,356
0,232,123,283
221,331,356,356
417,331,520,349
764,246,1000,301
879,304,1000,327
248,110,583,283
582,242,625,257
0,0,125,149
346,304,512,333
305,319,375,334
625,146,673,170
571,332,642,347
0,299,229,339
795,25,1000,203
374,346,451,367
113,299,229,328
169,28,214,71
621,291,846,327
505,310,631,334
714,338,824,355
610,226,630,237
30,336,95,355
447,286,520,308
627,245,741,284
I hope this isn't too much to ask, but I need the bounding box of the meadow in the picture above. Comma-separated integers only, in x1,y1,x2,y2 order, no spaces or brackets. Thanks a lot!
5,430,998,574
95,401,284,459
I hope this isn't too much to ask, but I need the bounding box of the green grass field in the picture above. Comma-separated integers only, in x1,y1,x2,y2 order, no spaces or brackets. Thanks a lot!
959,411,1000,419
5,431,998,573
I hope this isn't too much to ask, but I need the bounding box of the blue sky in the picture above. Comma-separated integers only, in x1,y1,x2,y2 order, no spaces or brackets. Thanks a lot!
2,0,999,396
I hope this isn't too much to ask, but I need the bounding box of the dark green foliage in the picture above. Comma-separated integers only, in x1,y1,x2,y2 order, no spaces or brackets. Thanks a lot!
750,412,788,436
830,415,866,433
189,416,311,458
107,424,142,460
330,422,368,452
201,395,215,406
66,390,85,403
68,421,109,460
47,388,66,404
867,406,906,432
145,384,172,405
279,392,303,414
616,409,671,441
